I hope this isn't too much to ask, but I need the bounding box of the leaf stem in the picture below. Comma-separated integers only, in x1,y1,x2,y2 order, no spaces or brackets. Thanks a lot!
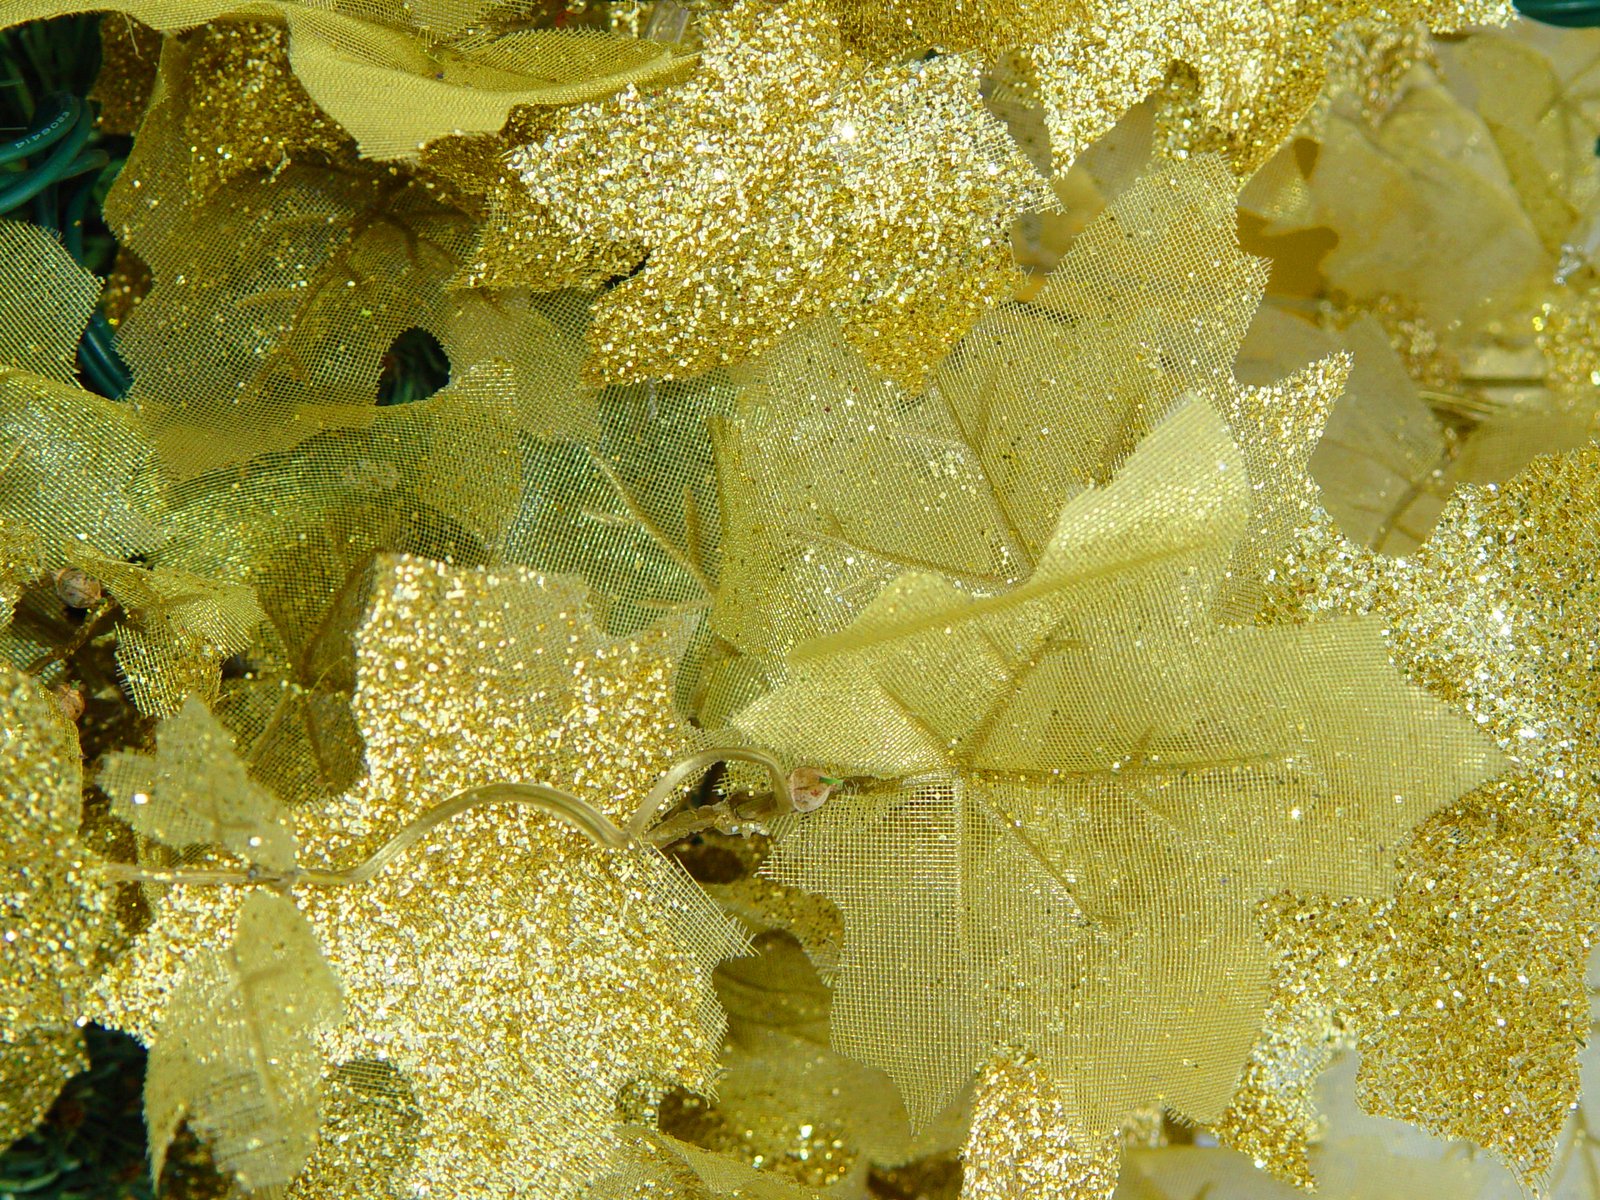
625,746,792,839
101,782,633,890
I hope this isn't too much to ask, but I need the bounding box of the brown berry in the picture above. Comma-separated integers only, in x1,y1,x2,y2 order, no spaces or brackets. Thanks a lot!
53,567,103,608
787,765,834,814
52,683,85,723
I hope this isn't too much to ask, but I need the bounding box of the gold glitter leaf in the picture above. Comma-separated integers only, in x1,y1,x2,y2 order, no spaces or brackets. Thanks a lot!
0,664,110,1141
100,695,298,871
103,556,751,1198
1256,441,1600,1185
144,889,343,1191
515,0,1052,389
735,398,1501,1165
826,0,1509,176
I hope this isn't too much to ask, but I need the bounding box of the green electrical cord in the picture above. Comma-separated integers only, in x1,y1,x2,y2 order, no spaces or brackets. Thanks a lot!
1515,0,1600,27
2,82,132,398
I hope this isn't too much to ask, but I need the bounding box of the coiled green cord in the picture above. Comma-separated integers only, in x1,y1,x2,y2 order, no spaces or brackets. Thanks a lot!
3,88,132,398
1515,0,1600,27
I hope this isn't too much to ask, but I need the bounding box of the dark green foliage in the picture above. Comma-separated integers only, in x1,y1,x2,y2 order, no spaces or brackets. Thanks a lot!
1515,0,1600,27
0,1027,152,1200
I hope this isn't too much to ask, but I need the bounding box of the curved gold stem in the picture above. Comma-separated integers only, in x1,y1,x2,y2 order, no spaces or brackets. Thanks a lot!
625,745,793,840
101,781,633,890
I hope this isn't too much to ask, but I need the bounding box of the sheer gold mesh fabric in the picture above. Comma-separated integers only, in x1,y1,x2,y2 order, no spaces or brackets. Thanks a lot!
736,399,1500,1141
143,890,343,1190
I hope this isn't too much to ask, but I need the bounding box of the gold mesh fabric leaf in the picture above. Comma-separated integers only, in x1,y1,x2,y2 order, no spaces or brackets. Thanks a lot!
2,0,692,161
108,161,478,475
69,550,266,718
100,695,298,871
0,373,166,565
663,930,966,1187
1254,442,1600,1185
506,368,733,635
144,889,343,1191
710,157,1342,694
0,221,99,384
735,399,1501,1153
515,0,1052,389
1307,62,1548,348
0,663,110,1040
1238,309,1451,555
0,520,44,630
594,1128,833,1200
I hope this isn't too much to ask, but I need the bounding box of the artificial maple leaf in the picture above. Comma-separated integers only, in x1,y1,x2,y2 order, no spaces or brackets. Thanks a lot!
822,0,1506,177
515,0,1051,389
505,368,732,636
98,556,749,1199
2,0,691,161
144,889,343,1189
708,156,1345,719
0,664,111,1143
1239,442,1600,1186
731,398,1501,1184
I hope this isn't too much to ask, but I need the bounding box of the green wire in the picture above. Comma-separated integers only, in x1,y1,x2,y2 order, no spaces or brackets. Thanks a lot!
0,99,90,212
1514,0,1600,26
0,91,74,165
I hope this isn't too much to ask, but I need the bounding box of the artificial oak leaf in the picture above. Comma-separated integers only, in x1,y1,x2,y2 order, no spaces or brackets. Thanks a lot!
101,556,749,1200
1250,442,1600,1185
2,0,692,161
0,664,111,1140
100,695,298,872
733,399,1501,1167
515,0,1052,389
145,889,343,1190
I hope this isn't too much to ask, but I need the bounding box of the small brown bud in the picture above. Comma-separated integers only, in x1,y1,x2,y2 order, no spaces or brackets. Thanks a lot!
52,683,85,723
787,765,835,814
53,567,103,609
